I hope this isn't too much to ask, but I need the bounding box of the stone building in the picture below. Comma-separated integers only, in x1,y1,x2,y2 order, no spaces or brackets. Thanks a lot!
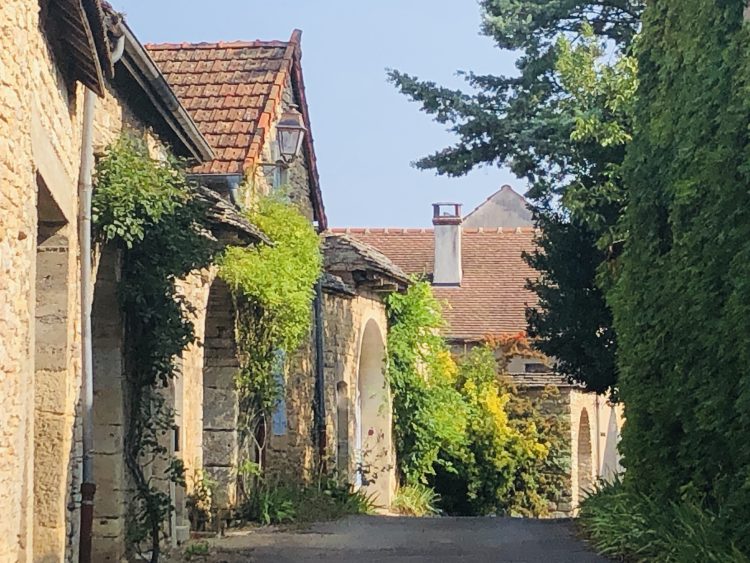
0,0,250,560
148,31,406,513
334,190,624,515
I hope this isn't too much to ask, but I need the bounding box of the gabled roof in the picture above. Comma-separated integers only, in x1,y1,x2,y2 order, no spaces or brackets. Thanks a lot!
463,185,534,228
146,31,327,228
332,227,539,341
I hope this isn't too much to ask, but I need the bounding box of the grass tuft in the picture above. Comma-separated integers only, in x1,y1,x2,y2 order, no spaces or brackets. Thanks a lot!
392,484,441,517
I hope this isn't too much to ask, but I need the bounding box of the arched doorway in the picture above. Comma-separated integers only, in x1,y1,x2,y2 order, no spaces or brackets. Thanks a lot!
354,319,394,506
202,279,239,508
577,408,594,503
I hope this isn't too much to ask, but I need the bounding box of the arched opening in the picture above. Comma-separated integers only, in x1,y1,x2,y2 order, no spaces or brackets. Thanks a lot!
601,407,622,481
577,408,594,502
202,279,239,508
354,319,394,506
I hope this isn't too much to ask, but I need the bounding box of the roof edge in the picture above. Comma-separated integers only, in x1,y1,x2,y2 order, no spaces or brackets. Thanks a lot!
288,29,327,231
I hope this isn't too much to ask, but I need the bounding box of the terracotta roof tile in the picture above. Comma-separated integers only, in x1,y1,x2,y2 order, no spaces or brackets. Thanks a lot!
332,227,540,341
147,38,291,176
146,31,327,228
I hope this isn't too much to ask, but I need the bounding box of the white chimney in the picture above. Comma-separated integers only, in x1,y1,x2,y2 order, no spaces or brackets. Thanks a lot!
432,203,463,286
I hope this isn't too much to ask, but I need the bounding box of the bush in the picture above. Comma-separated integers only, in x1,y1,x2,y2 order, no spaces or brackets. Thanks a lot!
580,479,749,563
386,282,566,516
392,484,441,517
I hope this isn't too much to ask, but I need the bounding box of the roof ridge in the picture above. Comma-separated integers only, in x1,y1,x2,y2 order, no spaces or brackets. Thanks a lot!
145,39,290,50
330,226,539,234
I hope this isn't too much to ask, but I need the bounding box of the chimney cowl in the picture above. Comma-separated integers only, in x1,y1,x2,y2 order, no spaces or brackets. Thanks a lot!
432,203,463,226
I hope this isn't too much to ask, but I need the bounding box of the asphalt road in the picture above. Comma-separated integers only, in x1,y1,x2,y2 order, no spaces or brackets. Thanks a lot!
190,515,609,563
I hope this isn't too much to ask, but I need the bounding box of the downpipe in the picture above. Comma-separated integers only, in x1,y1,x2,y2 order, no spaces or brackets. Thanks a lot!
78,29,125,563
77,86,96,563
313,278,327,468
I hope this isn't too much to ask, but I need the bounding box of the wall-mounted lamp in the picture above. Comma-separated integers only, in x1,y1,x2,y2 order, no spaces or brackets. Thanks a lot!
258,106,307,188
276,106,307,164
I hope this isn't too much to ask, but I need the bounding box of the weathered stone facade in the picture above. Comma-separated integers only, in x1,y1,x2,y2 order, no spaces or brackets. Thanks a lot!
1,2,87,559
0,2,217,560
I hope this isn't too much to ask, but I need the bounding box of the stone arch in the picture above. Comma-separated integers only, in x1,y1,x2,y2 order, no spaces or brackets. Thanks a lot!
354,317,394,506
601,406,622,481
577,408,594,501
202,278,239,508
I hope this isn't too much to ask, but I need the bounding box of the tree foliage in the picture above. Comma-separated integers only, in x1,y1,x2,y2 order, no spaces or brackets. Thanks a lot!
612,0,750,552
386,282,567,516
389,1,643,394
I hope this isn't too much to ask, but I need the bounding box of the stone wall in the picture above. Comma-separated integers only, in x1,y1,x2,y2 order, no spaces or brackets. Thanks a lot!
0,1,203,558
569,390,624,510
0,2,83,559
263,287,396,508
321,290,395,505
265,318,317,481
242,76,315,222
175,268,215,493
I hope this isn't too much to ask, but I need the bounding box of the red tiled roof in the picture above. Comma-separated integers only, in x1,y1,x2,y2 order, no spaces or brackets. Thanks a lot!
331,227,540,341
146,31,327,228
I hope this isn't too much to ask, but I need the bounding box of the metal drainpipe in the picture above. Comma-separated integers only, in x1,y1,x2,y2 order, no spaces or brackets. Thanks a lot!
77,85,97,563
79,31,125,563
313,277,327,469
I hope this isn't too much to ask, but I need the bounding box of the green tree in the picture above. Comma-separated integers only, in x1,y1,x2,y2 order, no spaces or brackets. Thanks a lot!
389,1,643,394
613,0,750,549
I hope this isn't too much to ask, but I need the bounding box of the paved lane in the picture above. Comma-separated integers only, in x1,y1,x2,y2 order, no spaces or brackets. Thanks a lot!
191,515,609,562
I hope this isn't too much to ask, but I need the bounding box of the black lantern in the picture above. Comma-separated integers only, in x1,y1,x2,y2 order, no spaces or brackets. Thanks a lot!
276,106,306,164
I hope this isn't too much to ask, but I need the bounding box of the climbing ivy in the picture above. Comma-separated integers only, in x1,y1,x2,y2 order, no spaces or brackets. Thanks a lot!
386,282,565,516
93,133,216,562
611,0,750,553
218,193,322,496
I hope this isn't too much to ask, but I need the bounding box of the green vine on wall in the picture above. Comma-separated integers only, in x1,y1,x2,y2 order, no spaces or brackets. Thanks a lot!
218,193,322,497
93,133,216,562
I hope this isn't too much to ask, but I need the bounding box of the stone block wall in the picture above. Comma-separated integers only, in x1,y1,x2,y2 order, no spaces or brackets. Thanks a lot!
175,268,215,492
569,390,624,509
263,287,396,508
515,386,575,517
243,76,315,223
89,245,129,561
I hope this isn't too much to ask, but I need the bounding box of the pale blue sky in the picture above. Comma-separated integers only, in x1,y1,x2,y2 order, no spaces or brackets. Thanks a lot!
115,0,521,227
